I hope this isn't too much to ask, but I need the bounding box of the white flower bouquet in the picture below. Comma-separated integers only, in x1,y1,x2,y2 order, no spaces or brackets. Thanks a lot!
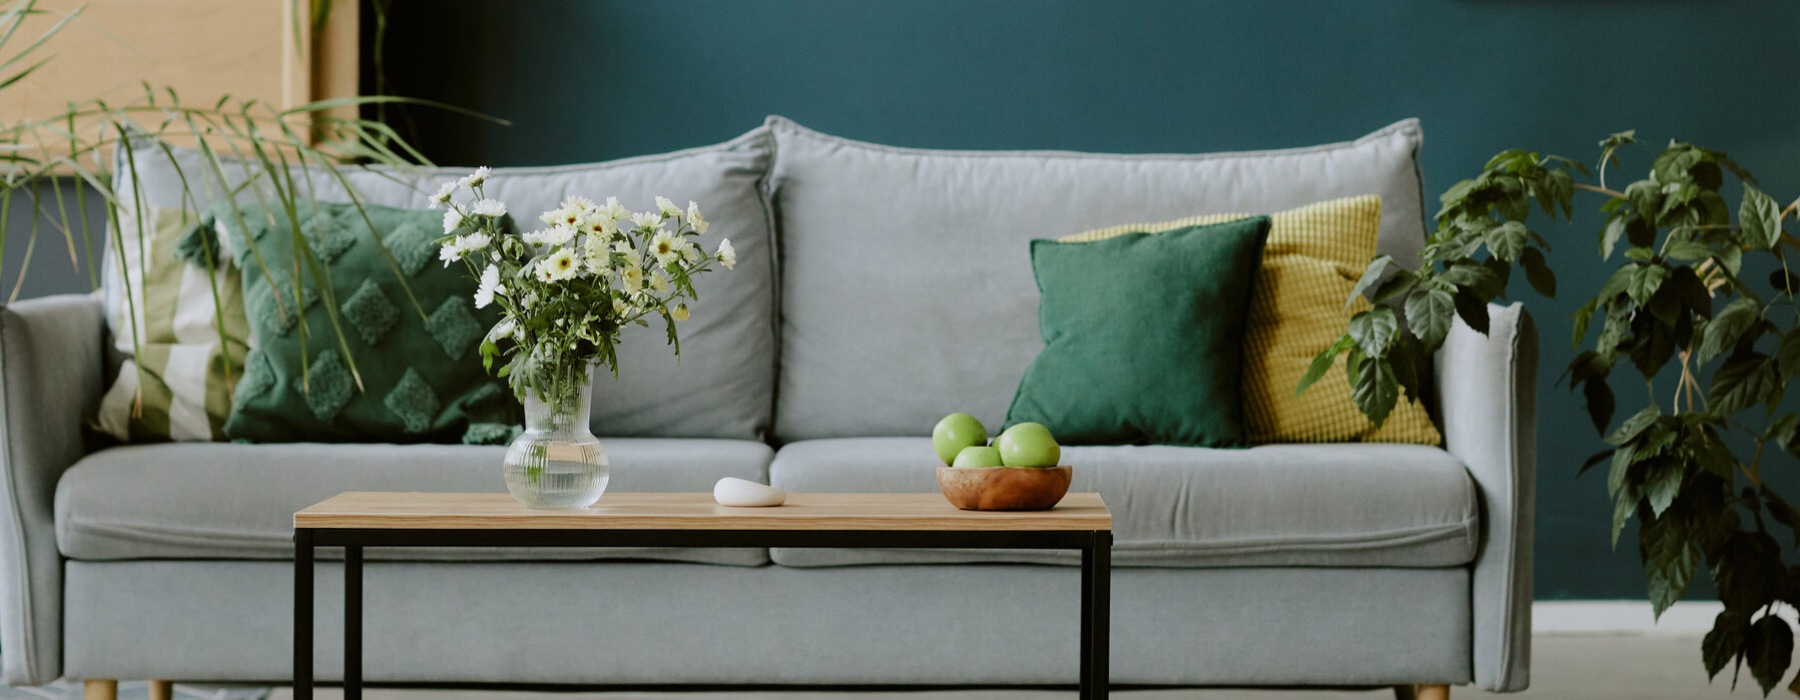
431,167,737,410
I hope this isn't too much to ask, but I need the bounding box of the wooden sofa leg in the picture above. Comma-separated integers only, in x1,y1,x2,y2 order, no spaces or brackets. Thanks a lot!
1396,684,1450,700
149,680,175,700
82,679,118,700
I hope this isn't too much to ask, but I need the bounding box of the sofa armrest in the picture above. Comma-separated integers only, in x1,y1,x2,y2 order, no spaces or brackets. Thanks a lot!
1436,302,1536,693
0,294,106,684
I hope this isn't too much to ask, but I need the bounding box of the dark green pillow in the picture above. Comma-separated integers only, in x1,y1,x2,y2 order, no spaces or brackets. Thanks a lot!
214,200,519,443
1004,216,1271,447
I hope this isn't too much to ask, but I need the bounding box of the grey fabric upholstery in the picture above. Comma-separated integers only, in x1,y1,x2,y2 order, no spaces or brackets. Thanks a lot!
0,294,106,685
64,559,1469,686
769,439,1476,569
55,440,773,566
107,129,779,440
1439,303,1536,692
765,116,1427,441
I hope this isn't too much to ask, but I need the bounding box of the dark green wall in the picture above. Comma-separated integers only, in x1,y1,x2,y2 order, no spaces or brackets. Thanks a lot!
371,0,1800,600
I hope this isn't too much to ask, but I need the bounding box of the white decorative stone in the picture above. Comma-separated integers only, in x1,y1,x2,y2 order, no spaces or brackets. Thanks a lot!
713,477,786,507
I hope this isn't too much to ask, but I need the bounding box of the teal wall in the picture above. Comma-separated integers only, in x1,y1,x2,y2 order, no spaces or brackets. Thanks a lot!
373,0,1800,600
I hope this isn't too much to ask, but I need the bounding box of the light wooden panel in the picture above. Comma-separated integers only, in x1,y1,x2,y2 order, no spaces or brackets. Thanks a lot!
295,492,1113,532
0,0,357,146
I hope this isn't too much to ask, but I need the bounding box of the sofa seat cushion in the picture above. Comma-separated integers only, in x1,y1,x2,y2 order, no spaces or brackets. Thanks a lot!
768,438,1476,568
56,440,774,566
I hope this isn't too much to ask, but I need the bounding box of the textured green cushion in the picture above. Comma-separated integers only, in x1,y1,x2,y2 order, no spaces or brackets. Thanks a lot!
218,201,519,443
1004,216,1271,447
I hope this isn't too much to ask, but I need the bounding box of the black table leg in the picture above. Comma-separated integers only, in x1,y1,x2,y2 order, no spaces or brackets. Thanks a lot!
294,529,313,700
1086,531,1111,700
1081,543,1094,696
346,545,363,700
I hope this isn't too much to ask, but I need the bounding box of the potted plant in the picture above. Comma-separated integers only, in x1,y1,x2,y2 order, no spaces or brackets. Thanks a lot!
1306,131,1800,695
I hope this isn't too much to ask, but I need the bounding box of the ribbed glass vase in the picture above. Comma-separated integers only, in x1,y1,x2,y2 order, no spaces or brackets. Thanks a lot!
502,364,609,509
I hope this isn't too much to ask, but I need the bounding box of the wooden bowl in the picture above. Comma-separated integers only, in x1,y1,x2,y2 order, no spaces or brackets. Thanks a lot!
936,465,1073,511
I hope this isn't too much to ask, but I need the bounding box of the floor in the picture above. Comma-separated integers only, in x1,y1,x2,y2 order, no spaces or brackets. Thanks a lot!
0,635,1757,700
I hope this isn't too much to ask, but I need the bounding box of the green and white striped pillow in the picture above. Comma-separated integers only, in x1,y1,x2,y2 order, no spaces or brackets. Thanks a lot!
94,206,252,442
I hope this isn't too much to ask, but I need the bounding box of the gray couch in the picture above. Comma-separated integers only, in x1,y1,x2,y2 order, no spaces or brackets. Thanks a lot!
0,117,1536,692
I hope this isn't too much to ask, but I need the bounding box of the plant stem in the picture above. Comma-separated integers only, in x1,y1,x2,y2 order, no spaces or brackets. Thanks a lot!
1573,182,1629,199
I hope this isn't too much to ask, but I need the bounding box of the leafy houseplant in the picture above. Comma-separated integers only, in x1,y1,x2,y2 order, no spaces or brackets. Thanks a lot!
1302,132,1800,694
434,173,736,508
0,0,476,417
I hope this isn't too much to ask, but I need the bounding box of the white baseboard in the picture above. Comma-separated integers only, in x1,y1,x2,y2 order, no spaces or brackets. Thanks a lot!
1535,601,1798,635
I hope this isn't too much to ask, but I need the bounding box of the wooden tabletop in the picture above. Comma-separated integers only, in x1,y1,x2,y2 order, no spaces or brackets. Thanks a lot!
294,492,1110,532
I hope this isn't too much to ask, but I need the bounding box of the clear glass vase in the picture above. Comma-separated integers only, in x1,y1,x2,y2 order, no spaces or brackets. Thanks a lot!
502,364,609,509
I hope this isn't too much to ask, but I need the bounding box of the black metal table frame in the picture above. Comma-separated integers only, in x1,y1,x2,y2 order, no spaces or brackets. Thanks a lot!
294,528,1112,700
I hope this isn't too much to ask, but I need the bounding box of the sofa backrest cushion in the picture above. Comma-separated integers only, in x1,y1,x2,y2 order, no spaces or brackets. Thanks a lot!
766,116,1426,441
103,127,778,440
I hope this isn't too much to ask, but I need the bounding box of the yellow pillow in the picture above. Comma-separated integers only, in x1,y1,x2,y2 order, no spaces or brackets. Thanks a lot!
1061,195,1440,445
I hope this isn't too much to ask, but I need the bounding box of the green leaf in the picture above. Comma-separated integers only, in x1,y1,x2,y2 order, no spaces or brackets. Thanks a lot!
1778,330,1800,379
1626,263,1670,306
1697,298,1760,368
1747,616,1794,695
1518,247,1556,297
1350,355,1399,427
1452,287,1490,335
1484,221,1529,261
1705,610,1750,680
1740,184,1784,250
1370,270,1419,305
1296,335,1353,396
1640,508,1698,617
1664,239,1713,261
1346,255,1394,309
1570,298,1598,348
1578,448,1615,476
1347,307,1398,359
1600,215,1628,260
1598,264,1639,301
1606,405,1662,446
1403,288,1455,350
1710,353,1780,415
1583,375,1615,435
1769,268,1800,297
1643,458,1685,517
1440,261,1502,300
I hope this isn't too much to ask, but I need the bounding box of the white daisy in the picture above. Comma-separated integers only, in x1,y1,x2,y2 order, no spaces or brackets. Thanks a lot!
579,211,618,238
541,224,576,246
533,264,555,283
716,238,737,269
455,231,491,251
681,240,701,264
655,196,681,218
598,197,630,222
649,230,682,266
686,201,708,233
428,180,458,209
442,209,465,234
538,248,580,282
562,195,597,212
473,264,506,309
462,166,492,188
650,269,670,293
671,304,690,321
612,297,628,316
619,266,644,294
470,198,507,218
614,241,643,269
583,236,610,275
630,211,662,230
438,242,464,266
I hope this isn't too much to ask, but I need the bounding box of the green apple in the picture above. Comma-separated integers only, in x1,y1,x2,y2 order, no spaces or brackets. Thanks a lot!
953,445,1005,468
996,422,1061,467
932,412,988,465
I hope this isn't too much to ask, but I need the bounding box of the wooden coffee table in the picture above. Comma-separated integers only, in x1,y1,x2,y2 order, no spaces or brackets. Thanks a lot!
293,491,1114,699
